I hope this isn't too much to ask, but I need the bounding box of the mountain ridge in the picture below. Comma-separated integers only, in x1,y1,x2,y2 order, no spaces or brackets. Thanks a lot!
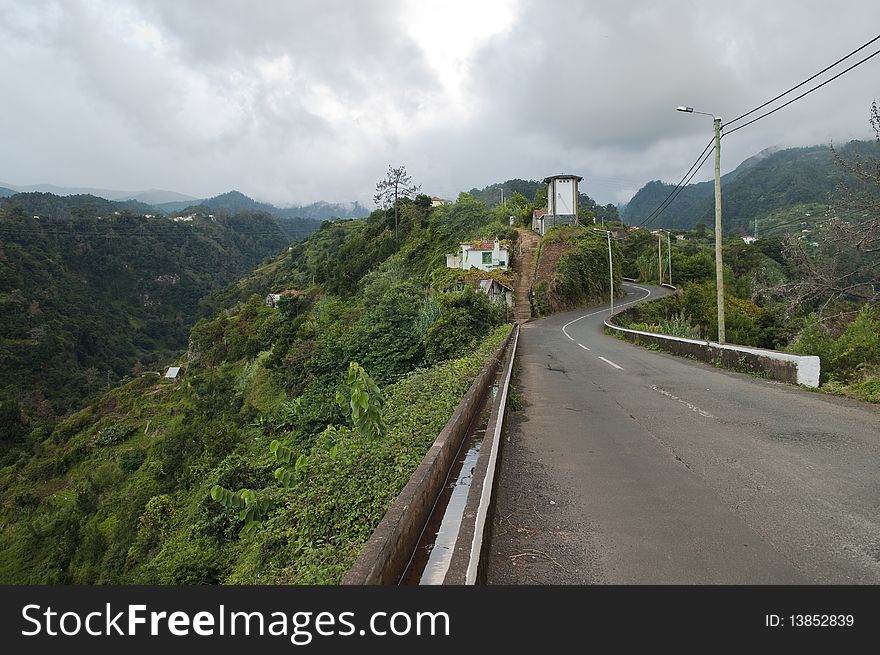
621,139,880,233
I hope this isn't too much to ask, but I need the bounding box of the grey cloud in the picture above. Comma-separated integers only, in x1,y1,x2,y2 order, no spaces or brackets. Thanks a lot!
1,0,878,207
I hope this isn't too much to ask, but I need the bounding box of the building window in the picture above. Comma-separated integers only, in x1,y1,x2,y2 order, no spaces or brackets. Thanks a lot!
482,251,492,265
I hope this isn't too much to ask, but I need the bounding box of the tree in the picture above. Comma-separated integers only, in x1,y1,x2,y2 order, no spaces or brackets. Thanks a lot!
373,165,420,243
782,103,880,314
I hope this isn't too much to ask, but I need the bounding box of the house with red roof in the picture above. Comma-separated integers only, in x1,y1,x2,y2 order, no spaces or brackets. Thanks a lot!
445,237,509,272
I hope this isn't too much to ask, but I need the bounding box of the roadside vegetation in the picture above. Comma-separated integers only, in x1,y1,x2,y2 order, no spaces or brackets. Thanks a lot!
615,105,880,403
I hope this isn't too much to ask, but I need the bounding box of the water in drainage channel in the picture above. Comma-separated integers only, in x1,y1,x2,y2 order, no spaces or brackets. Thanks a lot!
400,376,500,585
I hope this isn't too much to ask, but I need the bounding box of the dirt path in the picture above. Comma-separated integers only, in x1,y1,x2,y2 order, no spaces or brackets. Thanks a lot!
513,227,540,323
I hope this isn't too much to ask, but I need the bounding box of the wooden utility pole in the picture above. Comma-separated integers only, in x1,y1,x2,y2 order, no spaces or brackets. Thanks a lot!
713,117,726,343
658,233,663,285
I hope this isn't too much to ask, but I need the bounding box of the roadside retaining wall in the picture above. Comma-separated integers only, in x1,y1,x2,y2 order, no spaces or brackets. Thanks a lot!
342,326,517,585
444,324,518,584
606,306,820,387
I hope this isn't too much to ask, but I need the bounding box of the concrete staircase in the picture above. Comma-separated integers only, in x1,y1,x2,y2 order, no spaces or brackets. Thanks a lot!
513,227,540,323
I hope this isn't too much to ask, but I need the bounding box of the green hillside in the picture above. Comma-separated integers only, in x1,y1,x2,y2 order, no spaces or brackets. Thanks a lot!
155,191,370,221
0,192,519,584
622,139,880,233
0,193,320,421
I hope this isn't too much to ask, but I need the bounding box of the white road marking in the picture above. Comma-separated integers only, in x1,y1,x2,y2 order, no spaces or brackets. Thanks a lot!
598,356,623,370
561,284,653,341
578,343,590,351
650,385,715,418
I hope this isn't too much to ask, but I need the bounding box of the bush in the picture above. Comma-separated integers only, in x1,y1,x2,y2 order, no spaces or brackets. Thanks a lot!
119,449,146,473
423,287,502,364
96,424,136,446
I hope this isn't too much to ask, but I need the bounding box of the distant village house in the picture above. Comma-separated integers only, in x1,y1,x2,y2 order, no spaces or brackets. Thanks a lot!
265,289,306,308
445,237,509,272
164,366,182,382
431,196,450,207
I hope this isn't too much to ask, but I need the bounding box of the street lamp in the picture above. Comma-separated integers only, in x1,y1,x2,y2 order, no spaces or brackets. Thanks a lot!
592,228,615,315
676,105,726,343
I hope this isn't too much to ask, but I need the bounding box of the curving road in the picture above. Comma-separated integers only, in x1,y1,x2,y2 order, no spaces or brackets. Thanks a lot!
486,283,880,584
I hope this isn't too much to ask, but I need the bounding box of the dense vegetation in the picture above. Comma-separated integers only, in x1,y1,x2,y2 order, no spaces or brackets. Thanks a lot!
0,193,321,427
531,225,622,316
0,189,517,584
622,140,880,234
617,219,879,402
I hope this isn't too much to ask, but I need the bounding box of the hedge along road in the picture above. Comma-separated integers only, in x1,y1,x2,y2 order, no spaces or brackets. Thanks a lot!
486,283,880,584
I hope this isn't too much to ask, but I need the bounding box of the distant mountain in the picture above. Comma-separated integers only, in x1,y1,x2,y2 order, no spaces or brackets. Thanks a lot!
200,189,275,213
0,182,138,200
1,192,157,218
120,189,200,205
622,139,880,233
191,190,370,220
153,200,200,214
0,191,318,414
283,199,371,220
0,182,199,205
0,183,369,220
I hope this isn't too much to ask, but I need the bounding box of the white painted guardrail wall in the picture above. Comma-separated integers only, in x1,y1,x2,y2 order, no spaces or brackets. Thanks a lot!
605,320,821,387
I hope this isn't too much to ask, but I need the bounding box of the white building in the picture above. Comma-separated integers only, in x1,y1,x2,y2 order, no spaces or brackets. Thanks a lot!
446,237,509,272
533,174,583,236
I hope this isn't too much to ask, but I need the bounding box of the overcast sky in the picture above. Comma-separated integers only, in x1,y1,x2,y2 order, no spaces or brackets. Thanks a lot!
1,0,879,207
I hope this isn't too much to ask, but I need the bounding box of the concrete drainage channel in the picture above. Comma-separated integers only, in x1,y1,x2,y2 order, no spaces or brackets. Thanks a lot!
342,325,519,586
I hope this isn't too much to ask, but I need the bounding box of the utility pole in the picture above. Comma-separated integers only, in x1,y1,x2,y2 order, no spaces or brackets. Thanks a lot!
713,116,726,343
755,216,758,239
677,106,726,343
593,228,614,314
667,231,672,287
607,230,614,315
658,233,663,285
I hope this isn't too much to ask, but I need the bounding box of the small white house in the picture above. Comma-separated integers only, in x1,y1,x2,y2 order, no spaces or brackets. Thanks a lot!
265,289,305,308
446,237,509,272
431,196,450,207
164,366,181,382
741,236,757,244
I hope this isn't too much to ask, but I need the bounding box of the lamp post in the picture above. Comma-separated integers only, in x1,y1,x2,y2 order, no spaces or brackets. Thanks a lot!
592,228,615,315
676,106,726,343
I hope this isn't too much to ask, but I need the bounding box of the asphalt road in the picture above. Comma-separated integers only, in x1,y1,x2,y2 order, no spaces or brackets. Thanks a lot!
486,283,880,584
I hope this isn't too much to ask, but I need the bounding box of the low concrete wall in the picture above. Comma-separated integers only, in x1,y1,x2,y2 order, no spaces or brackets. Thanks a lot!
342,327,516,585
444,325,519,585
606,312,820,387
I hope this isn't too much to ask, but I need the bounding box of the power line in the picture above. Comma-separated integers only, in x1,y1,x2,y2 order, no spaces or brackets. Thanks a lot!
725,33,880,127
638,35,880,230
634,140,716,229
758,218,819,237
725,45,880,136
